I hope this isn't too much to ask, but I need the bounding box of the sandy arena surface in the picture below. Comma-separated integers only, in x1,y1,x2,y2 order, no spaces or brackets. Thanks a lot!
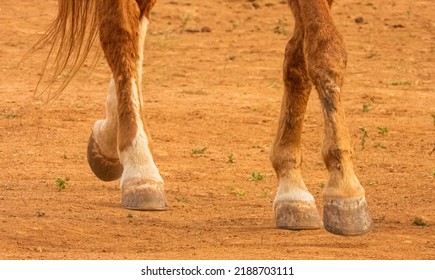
0,0,434,259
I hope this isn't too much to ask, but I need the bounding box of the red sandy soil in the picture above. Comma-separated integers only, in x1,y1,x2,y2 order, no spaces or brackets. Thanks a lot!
0,0,434,259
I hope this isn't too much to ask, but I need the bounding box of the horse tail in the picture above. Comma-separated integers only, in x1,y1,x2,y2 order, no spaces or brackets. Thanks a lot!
28,0,99,100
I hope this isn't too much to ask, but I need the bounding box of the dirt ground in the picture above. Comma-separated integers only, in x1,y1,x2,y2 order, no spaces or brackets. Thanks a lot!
0,0,434,260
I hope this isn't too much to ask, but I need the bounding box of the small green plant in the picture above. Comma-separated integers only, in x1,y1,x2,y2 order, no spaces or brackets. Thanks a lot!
175,187,188,203
260,186,272,198
273,18,288,35
391,81,412,86
227,154,236,164
127,213,133,218
374,143,387,149
431,114,435,126
412,217,427,227
368,180,378,186
3,110,18,120
231,20,240,30
432,170,435,177
55,177,69,191
268,82,280,89
377,127,388,135
192,147,207,155
249,171,265,181
179,13,192,29
230,188,246,197
359,128,369,150
362,103,371,112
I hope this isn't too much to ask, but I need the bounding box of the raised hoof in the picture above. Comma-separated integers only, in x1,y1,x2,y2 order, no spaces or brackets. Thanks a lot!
87,133,123,182
275,201,323,230
121,181,168,211
323,197,373,236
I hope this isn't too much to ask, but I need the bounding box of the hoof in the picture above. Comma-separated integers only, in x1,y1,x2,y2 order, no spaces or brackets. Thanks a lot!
121,180,168,211
323,197,373,236
275,201,323,230
87,133,123,181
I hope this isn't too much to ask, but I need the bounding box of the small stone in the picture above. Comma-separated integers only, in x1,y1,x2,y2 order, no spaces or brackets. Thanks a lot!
355,17,365,24
201,26,212,33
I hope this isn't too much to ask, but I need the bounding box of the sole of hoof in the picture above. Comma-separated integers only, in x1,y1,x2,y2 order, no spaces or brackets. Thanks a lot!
121,181,168,211
87,133,123,182
323,196,373,236
275,201,323,230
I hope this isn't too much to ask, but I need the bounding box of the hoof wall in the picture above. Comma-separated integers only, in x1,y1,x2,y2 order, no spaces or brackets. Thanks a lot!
121,181,168,211
275,201,323,230
323,197,373,236
87,133,123,182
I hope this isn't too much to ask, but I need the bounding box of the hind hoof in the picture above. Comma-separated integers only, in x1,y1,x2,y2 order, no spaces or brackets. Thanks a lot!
323,196,373,236
87,133,123,181
275,201,323,230
121,180,168,211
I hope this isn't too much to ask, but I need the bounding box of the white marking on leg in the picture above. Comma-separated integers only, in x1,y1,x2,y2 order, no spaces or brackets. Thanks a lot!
273,174,315,208
119,78,163,188
92,77,118,158
118,17,163,188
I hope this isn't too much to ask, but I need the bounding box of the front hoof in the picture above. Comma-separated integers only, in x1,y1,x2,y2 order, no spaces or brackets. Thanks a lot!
87,133,123,181
275,201,323,230
121,180,168,211
323,197,373,236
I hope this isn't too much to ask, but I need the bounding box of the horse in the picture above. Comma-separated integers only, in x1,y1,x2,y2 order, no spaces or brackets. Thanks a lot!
34,0,373,236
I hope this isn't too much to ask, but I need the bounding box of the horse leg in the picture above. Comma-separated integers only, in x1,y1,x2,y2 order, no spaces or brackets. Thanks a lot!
88,0,167,210
300,0,372,235
87,78,123,182
270,1,322,230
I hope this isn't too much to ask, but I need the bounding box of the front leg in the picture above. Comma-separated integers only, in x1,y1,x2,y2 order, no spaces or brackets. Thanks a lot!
270,12,322,230
302,0,373,235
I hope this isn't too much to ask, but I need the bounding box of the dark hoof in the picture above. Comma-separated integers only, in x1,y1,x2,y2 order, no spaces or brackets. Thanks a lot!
87,133,123,181
275,201,323,230
323,197,373,236
121,180,168,211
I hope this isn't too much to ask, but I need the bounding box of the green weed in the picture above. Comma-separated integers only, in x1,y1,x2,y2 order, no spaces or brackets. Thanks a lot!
192,147,207,155
230,188,246,197
179,13,192,29
175,187,188,203
260,186,272,198
391,81,412,86
374,143,387,149
273,18,288,35
268,82,280,89
55,177,69,192
2,112,18,119
249,171,265,181
359,128,369,150
362,103,371,113
412,217,427,227
227,154,236,164
377,127,388,135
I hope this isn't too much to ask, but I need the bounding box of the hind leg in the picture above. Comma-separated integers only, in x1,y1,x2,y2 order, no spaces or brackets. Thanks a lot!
270,6,322,230
87,78,123,182
301,0,372,235
88,0,167,210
